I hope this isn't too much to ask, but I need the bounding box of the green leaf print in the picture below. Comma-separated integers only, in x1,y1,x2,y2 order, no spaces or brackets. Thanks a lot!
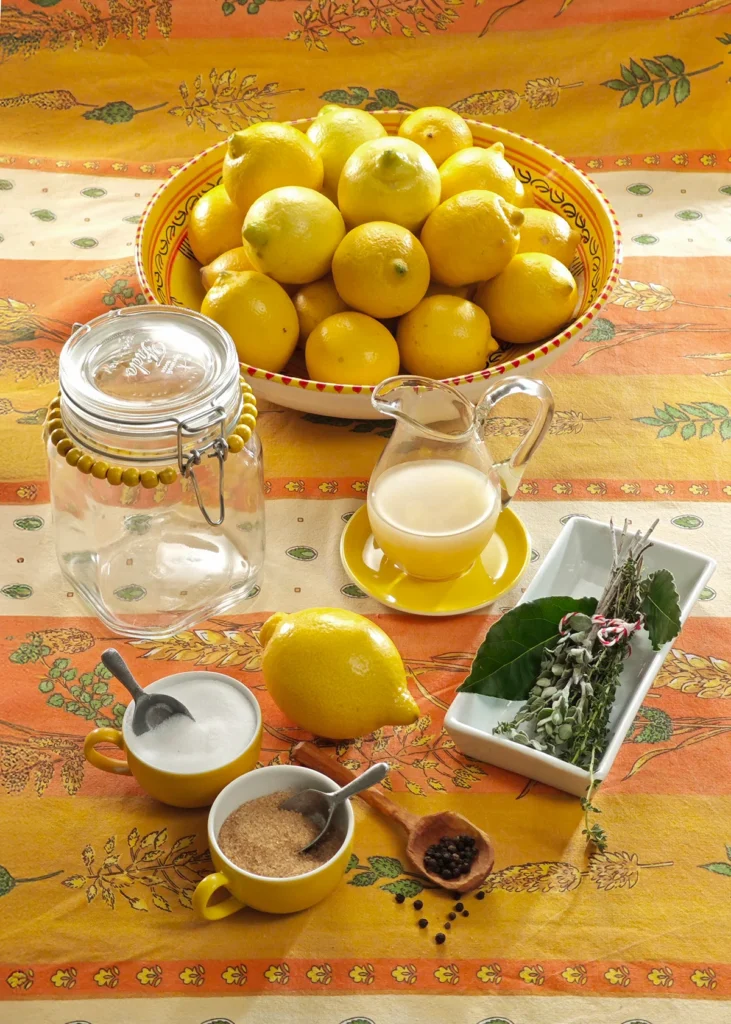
368,855,403,878
320,87,369,106
675,209,702,221
602,54,722,108
656,80,671,104
113,584,146,602
71,237,98,249
699,586,716,601
0,864,62,896
720,418,731,441
584,317,616,341
632,234,659,245
82,100,167,124
631,707,673,743
700,862,731,876
2,584,32,599
341,583,366,599
0,180,14,190
380,878,424,898
13,516,44,530
31,209,56,222
345,853,359,873
680,421,696,440
347,870,379,887
286,545,318,561
674,77,691,104
635,402,730,440
671,515,703,529
81,187,107,198
627,183,653,195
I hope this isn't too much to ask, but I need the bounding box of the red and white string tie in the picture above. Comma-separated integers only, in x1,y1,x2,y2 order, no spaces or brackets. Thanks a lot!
560,612,644,647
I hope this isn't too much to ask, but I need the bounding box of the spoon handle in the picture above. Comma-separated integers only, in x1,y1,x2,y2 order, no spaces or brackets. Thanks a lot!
332,761,389,805
101,649,145,702
293,742,420,833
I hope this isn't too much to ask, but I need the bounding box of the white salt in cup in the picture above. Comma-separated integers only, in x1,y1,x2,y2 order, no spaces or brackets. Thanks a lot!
84,671,262,807
194,765,355,919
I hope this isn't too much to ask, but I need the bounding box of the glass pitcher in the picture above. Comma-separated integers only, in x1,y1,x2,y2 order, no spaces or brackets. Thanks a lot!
367,376,553,581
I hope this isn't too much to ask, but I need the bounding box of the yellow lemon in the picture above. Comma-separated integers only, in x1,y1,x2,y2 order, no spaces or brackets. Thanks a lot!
517,208,581,267
200,246,254,291
293,275,350,347
306,108,387,202
338,136,440,232
439,142,524,206
397,295,497,379
201,270,298,371
332,221,430,319
475,252,578,345
305,311,400,385
187,185,245,266
261,608,419,738
222,122,323,214
421,190,523,287
398,106,473,168
242,186,345,285
425,280,472,299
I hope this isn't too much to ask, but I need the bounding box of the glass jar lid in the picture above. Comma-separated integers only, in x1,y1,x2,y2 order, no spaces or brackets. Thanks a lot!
59,306,242,459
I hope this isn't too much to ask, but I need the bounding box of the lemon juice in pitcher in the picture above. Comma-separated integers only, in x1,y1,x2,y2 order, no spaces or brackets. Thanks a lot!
368,460,500,580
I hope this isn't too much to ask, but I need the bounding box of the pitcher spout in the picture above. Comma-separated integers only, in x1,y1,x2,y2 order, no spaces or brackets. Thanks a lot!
371,376,476,440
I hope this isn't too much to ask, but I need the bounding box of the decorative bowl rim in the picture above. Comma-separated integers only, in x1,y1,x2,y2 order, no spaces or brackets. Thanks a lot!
135,113,622,398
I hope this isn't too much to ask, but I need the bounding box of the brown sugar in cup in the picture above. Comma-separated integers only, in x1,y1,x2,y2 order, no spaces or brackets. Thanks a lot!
218,788,344,878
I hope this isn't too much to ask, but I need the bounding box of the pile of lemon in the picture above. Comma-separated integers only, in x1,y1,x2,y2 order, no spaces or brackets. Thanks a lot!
189,105,580,385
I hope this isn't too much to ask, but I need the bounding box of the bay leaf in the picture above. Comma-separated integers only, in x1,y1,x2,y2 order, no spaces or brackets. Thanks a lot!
457,596,598,700
640,569,681,651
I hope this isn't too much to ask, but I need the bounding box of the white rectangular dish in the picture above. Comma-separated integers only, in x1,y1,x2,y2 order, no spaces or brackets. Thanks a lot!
444,517,716,796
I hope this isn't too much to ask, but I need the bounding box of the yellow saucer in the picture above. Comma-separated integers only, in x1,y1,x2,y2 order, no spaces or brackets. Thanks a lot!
340,505,531,617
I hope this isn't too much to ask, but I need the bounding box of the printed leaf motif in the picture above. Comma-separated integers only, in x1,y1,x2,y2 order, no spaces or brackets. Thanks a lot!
380,878,424,898
648,966,674,987
179,964,205,986
627,183,653,195
641,570,681,651
476,962,502,984
458,596,598,699
93,966,119,988
222,964,247,986
136,965,163,986
71,237,99,248
691,968,718,989
81,187,107,198
2,584,33,599
286,545,318,560
671,514,703,529
30,209,56,222
700,861,731,876
13,516,43,530
434,964,459,984
519,964,544,985
264,963,289,984
604,965,631,986
368,855,402,878
561,965,587,984
602,54,721,108
391,964,417,984
6,969,34,990
349,963,375,984
306,963,332,985
347,869,379,887
113,584,146,602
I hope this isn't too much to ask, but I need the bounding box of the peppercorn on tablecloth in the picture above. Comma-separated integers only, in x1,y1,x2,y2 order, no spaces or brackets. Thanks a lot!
2,2,731,1022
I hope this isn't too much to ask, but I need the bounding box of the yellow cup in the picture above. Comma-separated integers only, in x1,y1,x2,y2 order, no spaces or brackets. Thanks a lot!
83,672,262,808
194,764,355,920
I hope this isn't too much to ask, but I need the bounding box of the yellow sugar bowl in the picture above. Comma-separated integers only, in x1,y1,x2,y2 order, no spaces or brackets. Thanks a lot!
194,764,355,920
84,671,262,808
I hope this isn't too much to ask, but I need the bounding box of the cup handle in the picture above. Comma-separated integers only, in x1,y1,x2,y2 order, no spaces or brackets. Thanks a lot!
193,871,245,921
475,377,554,507
84,728,132,775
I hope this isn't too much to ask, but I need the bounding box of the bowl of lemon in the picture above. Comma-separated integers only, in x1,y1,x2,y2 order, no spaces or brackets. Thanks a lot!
136,107,620,419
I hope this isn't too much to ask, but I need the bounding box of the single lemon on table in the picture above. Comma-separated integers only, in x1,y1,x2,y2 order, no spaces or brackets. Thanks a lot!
305,311,400,385
332,221,430,318
338,136,440,233
200,246,254,290
222,122,323,214
398,106,473,168
293,275,350,347
517,208,580,267
201,270,299,372
187,184,245,266
261,608,419,739
397,295,497,378
306,107,387,202
474,252,578,345
242,186,345,285
421,190,523,287
439,142,524,207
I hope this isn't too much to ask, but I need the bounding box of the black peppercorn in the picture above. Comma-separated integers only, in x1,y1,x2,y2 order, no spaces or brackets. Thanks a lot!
418,918,428,928
435,932,446,944
395,893,405,904
413,899,423,910
443,921,451,930
454,902,464,912
462,910,469,917
448,911,456,921
476,891,486,900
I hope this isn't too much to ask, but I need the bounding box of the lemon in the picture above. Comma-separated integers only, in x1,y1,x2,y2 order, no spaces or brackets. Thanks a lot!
307,108,387,202
201,270,299,371
293,275,350,346
425,281,472,299
338,136,440,233
200,246,254,291
306,311,400,385
398,106,473,168
421,190,523,287
475,252,578,345
517,208,580,267
261,608,419,738
187,185,245,266
222,122,323,214
242,186,345,285
397,295,497,378
332,221,430,318
439,142,524,207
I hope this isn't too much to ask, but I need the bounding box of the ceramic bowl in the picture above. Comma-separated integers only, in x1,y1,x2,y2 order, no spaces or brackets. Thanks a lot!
136,113,621,419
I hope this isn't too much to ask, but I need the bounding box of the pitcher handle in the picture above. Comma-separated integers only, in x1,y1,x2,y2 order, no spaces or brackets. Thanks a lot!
476,377,554,507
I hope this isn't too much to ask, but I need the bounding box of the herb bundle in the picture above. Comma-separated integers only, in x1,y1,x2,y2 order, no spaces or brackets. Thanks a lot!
458,520,682,847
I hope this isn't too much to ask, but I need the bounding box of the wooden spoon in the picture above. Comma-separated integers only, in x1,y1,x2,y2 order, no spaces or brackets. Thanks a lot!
293,741,495,892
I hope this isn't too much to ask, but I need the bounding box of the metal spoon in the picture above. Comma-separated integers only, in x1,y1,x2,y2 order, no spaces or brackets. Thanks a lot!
281,761,389,853
101,648,195,737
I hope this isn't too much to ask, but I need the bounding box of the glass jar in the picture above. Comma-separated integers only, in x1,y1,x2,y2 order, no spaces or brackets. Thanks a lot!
47,306,265,638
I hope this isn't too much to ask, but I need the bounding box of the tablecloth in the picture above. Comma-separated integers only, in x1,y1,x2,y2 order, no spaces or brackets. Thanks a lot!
1,2,731,1022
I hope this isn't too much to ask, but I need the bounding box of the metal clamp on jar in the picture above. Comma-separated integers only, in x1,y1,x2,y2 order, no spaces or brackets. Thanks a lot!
46,306,265,638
